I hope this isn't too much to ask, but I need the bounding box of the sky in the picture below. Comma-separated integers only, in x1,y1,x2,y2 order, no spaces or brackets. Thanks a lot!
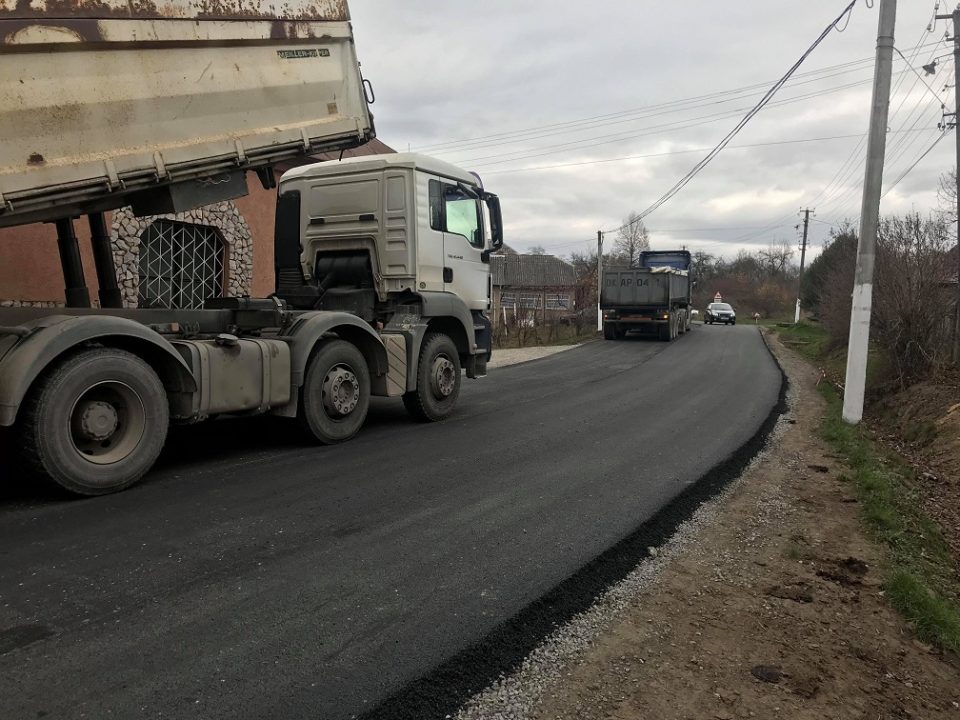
348,0,952,262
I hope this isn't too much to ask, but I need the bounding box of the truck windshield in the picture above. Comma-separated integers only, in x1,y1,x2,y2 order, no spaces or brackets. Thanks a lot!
444,188,483,248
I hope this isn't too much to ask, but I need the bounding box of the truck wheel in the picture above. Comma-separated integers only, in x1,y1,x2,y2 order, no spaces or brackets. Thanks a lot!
658,323,671,342
299,339,371,444
16,348,169,496
603,324,617,341
403,332,461,422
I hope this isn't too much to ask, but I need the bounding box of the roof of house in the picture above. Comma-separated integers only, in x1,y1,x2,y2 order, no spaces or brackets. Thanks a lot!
492,253,576,288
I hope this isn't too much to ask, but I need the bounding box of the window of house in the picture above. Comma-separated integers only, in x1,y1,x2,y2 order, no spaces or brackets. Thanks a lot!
138,220,225,309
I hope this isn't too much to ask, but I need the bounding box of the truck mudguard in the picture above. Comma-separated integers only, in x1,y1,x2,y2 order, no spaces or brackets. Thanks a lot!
416,291,478,355
272,311,389,417
0,315,196,427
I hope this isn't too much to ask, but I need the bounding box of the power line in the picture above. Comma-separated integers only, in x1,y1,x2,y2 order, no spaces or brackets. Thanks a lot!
807,26,938,210
412,40,944,155
602,0,860,234
812,27,944,214
438,61,885,158
882,131,948,197
467,71,906,171
482,127,934,176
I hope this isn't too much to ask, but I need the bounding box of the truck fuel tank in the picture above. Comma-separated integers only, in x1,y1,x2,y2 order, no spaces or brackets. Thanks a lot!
172,337,291,420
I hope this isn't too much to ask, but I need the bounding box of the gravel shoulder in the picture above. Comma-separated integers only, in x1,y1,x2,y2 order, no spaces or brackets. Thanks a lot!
458,332,960,719
487,344,582,369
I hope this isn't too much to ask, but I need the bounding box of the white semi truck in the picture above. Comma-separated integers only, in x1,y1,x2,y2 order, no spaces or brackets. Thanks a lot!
0,2,503,494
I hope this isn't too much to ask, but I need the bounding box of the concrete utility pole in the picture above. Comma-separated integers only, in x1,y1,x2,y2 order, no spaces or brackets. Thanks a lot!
938,6,960,364
842,0,897,425
794,208,811,324
597,230,604,332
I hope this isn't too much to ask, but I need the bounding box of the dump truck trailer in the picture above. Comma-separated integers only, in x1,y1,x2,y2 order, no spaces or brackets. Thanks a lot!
600,250,693,341
0,0,375,227
0,3,504,495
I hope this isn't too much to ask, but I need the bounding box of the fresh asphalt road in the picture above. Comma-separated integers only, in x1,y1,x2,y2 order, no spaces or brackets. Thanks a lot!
0,324,781,719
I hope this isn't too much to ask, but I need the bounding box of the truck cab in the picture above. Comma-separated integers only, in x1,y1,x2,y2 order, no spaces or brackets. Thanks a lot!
274,153,503,377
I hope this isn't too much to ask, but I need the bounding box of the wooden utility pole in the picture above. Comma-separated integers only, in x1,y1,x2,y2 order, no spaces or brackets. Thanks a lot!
842,0,896,425
794,208,811,324
937,6,960,363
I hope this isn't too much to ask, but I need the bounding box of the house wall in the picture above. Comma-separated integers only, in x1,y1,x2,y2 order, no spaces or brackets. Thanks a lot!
0,179,279,307
0,219,100,307
492,285,576,326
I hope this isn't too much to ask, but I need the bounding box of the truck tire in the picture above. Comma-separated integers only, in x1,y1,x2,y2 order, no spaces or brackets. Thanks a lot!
658,323,671,342
403,332,461,422
299,339,371,444
603,324,617,341
15,347,169,496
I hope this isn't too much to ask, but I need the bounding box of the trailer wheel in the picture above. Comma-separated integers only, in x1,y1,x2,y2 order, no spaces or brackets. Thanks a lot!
403,332,461,422
299,339,371,444
603,324,617,341
16,348,169,496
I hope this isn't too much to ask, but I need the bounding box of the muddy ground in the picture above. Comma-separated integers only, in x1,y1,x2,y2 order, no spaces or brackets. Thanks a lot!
529,335,960,720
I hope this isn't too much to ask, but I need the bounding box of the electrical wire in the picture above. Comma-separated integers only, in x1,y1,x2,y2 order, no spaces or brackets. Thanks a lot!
412,41,943,157
481,127,934,176
467,71,906,171
882,131,948,198
601,0,859,234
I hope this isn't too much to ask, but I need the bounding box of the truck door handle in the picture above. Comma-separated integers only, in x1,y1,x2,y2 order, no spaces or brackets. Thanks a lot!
443,267,453,283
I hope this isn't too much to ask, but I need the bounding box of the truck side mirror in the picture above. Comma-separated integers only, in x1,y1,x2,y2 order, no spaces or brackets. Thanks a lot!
485,194,503,250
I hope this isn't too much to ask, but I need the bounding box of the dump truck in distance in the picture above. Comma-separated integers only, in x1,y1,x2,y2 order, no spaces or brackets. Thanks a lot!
0,2,504,496
601,250,693,341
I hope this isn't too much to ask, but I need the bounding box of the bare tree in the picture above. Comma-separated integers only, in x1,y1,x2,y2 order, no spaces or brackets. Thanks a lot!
528,244,547,255
613,212,649,267
937,168,957,230
758,241,794,278
873,214,953,385
691,250,715,281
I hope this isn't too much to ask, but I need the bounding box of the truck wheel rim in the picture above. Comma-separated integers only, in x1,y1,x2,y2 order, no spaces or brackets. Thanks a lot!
69,381,146,466
432,355,456,398
322,365,360,417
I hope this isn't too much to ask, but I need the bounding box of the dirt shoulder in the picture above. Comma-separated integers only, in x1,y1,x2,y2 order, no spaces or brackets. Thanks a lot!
530,334,960,720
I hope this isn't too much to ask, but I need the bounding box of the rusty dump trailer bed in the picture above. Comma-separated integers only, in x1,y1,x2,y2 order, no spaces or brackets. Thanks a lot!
0,0,374,227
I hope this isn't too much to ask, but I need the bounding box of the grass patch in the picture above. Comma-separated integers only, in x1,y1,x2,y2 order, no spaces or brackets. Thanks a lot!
818,382,960,655
771,321,829,363
770,321,890,387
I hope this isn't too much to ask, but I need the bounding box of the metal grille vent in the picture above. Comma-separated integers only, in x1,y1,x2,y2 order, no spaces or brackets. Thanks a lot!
138,220,225,309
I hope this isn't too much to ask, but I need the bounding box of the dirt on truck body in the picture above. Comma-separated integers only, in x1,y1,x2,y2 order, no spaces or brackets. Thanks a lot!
0,0,373,226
